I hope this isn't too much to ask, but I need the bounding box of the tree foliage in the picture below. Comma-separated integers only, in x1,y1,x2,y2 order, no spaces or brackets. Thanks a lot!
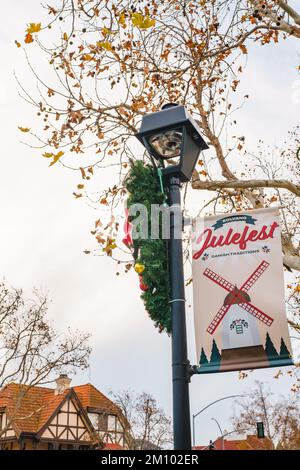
17,1,300,339
231,381,300,449
109,389,173,450
0,281,91,438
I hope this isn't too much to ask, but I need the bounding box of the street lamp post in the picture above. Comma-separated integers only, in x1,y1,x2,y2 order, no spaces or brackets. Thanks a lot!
192,395,244,448
168,175,191,449
136,104,208,450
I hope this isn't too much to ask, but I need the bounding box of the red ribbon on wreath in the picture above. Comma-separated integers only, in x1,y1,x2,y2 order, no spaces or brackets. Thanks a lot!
122,207,133,247
139,275,149,292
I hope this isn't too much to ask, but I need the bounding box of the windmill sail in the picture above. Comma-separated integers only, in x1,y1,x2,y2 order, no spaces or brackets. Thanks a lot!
205,263,273,335
240,260,269,292
203,268,235,293
239,302,273,327
207,304,231,334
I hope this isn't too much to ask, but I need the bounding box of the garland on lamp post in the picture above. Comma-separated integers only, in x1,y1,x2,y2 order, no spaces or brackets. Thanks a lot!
124,160,171,333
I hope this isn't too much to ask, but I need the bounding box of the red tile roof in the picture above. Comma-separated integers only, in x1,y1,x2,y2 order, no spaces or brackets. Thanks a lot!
194,435,273,451
0,383,64,435
74,384,121,415
0,382,123,437
104,443,124,450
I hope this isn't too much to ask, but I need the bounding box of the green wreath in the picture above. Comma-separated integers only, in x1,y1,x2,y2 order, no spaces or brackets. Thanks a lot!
124,161,171,333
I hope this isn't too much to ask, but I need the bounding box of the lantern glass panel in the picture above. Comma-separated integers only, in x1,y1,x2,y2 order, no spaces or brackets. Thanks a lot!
148,128,183,159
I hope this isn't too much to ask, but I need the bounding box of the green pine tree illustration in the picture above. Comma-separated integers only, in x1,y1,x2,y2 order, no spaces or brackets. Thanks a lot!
199,347,209,366
210,339,221,366
279,337,291,359
265,332,278,360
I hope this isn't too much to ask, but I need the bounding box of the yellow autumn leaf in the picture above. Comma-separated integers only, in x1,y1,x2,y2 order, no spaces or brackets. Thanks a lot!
15,40,21,48
26,23,42,34
42,150,64,167
18,127,30,132
103,238,117,255
50,150,64,165
295,285,300,292
101,27,111,37
131,12,155,29
118,13,126,26
96,41,113,51
63,32,68,41
82,54,93,61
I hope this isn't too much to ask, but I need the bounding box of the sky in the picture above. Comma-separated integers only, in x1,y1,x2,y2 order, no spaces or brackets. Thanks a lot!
0,1,299,447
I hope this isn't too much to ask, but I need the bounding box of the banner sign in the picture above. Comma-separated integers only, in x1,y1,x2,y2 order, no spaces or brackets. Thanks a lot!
192,207,293,374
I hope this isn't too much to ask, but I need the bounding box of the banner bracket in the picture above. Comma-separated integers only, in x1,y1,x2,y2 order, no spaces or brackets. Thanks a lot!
189,364,199,378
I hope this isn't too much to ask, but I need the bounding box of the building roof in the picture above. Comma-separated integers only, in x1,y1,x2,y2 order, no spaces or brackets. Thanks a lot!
194,435,273,451
0,382,124,437
74,383,120,415
104,443,124,450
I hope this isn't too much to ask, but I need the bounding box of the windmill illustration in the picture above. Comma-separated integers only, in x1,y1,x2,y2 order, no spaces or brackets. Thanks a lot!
204,261,274,351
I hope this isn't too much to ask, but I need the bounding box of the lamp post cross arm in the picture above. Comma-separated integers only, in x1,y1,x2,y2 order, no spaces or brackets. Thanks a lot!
193,395,244,419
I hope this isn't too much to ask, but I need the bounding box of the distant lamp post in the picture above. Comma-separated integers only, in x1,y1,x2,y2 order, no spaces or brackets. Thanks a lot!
211,418,224,450
135,104,208,450
192,394,244,448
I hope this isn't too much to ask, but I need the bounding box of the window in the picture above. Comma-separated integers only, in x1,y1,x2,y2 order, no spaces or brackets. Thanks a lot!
88,412,99,429
88,412,108,431
48,443,54,450
108,415,116,431
98,413,108,431
230,319,248,335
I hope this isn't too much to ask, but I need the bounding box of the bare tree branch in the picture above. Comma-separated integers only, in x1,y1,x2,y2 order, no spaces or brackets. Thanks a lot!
192,178,300,197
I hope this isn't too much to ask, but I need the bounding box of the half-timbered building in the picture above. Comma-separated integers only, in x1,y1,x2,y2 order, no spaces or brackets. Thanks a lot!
0,375,129,450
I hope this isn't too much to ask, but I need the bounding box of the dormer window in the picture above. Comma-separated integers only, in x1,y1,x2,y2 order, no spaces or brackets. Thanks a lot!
88,412,108,431
98,413,108,431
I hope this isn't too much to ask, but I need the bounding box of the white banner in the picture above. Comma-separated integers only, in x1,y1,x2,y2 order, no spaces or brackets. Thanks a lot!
192,207,293,373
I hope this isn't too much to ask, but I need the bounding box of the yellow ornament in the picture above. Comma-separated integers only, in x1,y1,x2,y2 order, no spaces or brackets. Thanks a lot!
134,263,145,274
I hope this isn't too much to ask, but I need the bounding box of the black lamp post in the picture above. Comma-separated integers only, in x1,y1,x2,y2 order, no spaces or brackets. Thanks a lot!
136,104,208,450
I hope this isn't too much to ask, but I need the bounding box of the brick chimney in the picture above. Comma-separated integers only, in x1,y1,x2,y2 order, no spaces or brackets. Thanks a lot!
54,374,72,395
